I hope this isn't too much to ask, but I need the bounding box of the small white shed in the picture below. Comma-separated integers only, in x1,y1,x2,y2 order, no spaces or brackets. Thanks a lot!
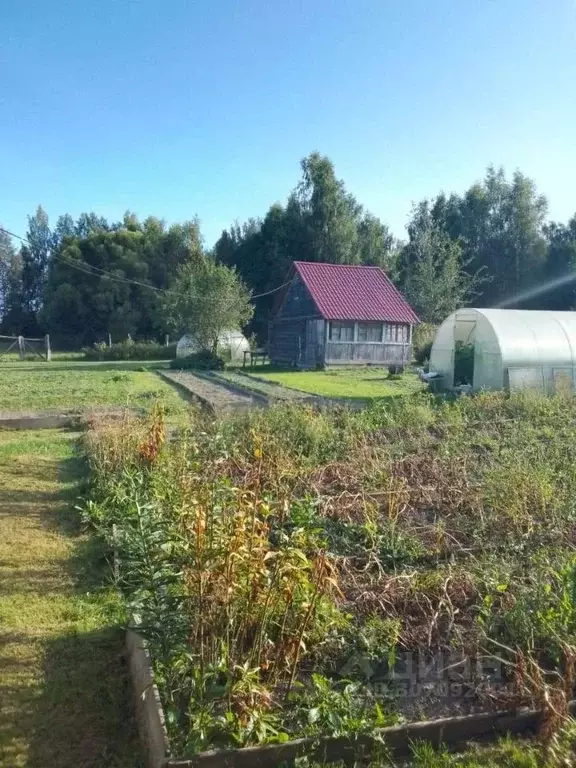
430,308,576,393
176,330,250,362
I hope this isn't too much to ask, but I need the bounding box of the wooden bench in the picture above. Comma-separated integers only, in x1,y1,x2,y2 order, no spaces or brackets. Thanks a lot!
243,349,268,368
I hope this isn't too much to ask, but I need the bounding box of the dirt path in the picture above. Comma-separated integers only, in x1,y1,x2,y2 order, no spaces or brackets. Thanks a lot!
0,430,141,768
159,370,259,412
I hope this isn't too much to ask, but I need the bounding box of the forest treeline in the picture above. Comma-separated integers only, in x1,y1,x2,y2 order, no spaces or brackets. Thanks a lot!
1,152,575,347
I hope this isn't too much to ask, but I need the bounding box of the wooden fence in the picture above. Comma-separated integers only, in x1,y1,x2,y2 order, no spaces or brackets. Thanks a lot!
0,334,51,361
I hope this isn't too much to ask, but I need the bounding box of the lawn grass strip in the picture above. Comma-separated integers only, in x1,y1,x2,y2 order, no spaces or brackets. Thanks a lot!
0,431,142,767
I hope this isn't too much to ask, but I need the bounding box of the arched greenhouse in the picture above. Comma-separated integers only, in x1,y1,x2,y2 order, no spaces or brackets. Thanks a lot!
429,308,576,393
176,330,250,362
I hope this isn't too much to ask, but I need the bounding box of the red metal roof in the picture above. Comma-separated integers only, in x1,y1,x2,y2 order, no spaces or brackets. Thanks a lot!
293,261,419,323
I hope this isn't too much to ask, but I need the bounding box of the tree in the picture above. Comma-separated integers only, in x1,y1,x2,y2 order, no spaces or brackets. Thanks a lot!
0,250,33,334
400,203,482,323
296,152,359,264
0,227,37,334
141,216,203,288
214,152,395,341
542,215,576,310
162,257,253,353
0,226,16,319
425,168,548,306
52,213,76,244
24,206,53,316
74,212,110,238
357,213,396,270
214,205,295,340
42,229,147,345
479,168,548,305
42,215,203,345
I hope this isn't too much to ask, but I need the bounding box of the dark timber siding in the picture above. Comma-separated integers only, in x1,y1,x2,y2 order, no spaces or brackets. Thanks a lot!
269,277,321,367
268,319,307,367
276,278,318,319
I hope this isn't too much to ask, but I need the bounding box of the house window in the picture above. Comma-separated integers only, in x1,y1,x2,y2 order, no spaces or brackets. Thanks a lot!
385,323,409,342
357,322,383,342
329,322,354,342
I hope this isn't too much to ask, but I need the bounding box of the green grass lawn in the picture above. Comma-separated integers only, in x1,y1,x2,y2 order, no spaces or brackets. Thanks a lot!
247,366,424,400
0,429,141,767
0,365,188,416
0,351,85,363
0,358,170,370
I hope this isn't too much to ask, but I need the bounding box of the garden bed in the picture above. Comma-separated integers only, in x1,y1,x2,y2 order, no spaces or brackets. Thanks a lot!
126,631,575,768
158,370,259,413
0,406,137,430
83,392,576,764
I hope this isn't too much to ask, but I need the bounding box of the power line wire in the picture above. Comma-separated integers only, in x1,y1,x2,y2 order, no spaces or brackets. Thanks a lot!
0,226,293,301
244,278,293,300
1,226,166,293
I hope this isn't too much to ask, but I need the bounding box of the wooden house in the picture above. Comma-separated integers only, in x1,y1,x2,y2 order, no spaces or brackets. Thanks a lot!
268,261,419,369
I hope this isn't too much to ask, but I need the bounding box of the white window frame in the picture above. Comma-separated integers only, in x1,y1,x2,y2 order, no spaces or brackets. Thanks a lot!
384,323,410,344
328,321,412,344
329,321,355,342
357,322,384,343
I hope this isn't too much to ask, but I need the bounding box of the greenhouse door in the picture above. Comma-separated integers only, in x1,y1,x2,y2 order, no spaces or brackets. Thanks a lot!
452,318,476,387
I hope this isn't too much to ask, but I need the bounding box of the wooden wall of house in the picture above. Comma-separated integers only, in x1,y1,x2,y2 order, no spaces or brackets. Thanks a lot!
275,277,317,319
268,319,307,366
324,341,412,366
269,276,321,367
303,319,325,369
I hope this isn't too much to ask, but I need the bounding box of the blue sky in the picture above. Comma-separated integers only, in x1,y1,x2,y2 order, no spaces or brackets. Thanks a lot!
2,0,575,247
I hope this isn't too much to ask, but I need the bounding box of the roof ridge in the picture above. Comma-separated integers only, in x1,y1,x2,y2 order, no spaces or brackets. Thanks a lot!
294,260,382,269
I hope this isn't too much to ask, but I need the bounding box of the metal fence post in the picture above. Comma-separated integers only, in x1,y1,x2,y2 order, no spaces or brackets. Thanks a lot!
45,334,52,362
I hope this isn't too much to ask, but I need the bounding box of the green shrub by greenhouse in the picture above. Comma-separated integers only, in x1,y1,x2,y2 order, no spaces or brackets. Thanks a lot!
83,340,176,361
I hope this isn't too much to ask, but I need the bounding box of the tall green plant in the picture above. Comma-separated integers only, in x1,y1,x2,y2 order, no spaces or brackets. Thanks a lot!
162,257,253,352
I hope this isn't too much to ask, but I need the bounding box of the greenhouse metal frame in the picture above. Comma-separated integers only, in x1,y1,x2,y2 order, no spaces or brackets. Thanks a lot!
429,309,576,393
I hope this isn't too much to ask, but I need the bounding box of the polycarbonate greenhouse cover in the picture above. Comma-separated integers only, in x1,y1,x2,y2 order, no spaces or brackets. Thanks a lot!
176,330,250,360
430,309,576,391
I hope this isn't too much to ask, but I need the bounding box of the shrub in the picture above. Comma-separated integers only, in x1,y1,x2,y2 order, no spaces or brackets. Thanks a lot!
414,340,433,366
83,340,176,361
239,403,344,463
169,350,225,370
412,322,437,366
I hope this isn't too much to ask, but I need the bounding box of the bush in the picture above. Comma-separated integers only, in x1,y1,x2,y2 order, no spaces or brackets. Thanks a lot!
412,322,437,365
169,350,225,370
414,340,432,366
83,340,176,361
